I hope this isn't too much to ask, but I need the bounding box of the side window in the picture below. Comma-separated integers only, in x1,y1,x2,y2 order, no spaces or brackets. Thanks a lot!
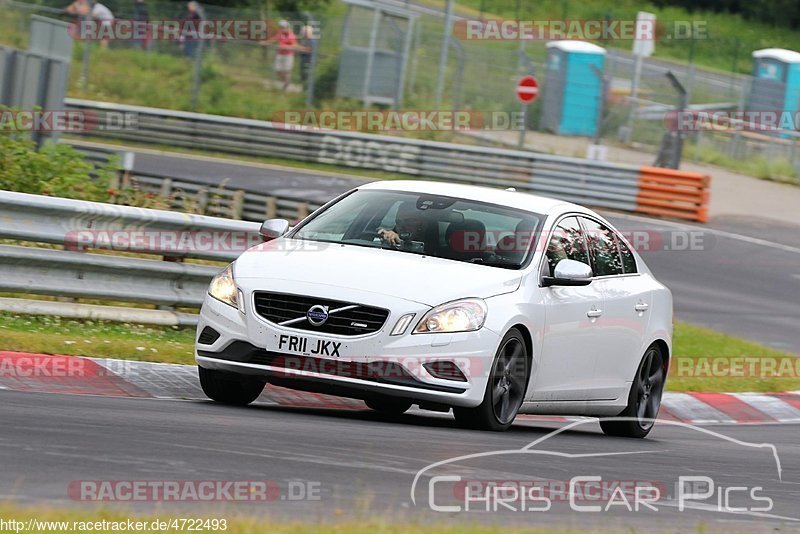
546,216,590,277
581,218,623,276
617,233,637,274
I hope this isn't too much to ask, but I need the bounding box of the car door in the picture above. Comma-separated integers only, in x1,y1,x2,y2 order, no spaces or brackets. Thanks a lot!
531,215,605,402
580,216,651,401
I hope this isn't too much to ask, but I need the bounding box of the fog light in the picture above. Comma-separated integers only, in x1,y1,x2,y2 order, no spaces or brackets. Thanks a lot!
423,360,467,382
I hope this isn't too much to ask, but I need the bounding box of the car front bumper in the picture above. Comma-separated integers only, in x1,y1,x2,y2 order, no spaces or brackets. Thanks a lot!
195,291,501,408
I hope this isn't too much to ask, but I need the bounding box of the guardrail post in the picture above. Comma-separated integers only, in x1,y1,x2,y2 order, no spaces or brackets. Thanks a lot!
231,190,245,220
196,190,209,215
265,197,277,219
108,173,120,204
297,203,309,220
160,178,173,198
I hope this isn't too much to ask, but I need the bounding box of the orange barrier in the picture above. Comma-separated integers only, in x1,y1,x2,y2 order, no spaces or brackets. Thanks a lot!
636,167,710,223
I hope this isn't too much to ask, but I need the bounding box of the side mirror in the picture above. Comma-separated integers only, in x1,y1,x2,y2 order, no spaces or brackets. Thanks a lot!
259,219,290,241
542,259,593,287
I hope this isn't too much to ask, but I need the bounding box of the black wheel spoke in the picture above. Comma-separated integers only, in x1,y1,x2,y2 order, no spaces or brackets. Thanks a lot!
505,343,523,373
500,390,511,420
640,352,653,384
509,373,526,394
636,350,663,430
493,381,506,399
650,367,664,387
637,394,648,420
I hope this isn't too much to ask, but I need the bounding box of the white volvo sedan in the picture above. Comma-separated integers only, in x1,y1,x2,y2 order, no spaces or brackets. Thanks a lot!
195,181,672,437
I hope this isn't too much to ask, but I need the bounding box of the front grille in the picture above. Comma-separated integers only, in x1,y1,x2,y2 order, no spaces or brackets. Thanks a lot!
253,291,390,336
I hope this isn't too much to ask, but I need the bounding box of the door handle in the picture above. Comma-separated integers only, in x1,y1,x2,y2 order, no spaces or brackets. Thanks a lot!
587,308,603,318
634,303,650,312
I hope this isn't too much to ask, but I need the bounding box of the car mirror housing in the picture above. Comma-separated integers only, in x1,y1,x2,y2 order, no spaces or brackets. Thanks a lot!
259,219,290,241
542,259,593,287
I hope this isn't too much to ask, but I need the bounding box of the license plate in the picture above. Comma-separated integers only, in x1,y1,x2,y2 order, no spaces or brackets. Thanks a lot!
268,333,346,358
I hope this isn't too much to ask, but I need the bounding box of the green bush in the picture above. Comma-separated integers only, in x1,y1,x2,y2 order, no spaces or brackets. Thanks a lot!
0,135,114,201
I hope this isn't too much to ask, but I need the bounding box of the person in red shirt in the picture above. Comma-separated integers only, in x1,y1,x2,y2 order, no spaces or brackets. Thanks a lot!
262,20,297,91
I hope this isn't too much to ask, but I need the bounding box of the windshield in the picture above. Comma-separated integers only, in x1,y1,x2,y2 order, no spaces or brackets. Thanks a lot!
291,189,544,269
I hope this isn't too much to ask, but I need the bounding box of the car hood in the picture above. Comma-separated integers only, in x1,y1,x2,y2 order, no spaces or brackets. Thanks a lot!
233,238,522,306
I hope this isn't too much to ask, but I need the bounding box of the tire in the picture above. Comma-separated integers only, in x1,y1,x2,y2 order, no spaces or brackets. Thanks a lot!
364,396,412,415
600,344,666,439
453,329,528,431
198,366,266,406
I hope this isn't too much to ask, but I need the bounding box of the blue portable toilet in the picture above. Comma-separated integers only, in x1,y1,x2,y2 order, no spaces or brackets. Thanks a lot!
540,40,606,137
749,48,800,125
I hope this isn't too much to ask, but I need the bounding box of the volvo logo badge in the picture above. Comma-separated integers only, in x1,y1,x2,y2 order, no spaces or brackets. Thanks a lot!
306,305,329,326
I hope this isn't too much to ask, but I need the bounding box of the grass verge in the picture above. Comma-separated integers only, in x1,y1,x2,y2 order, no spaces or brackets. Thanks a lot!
0,313,796,392
0,313,195,365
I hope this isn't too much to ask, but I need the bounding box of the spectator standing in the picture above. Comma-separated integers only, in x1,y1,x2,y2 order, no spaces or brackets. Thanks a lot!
262,20,297,91
297,24,315,85
180,1,203,59
66,0,115,48
132,0,151,50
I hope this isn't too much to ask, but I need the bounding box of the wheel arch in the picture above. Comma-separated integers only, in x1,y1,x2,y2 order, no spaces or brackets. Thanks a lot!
651,338,671,373
509,323,534,390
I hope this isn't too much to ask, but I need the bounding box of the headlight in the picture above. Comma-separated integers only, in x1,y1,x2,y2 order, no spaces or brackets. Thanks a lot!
208,264,239,309
414,298,487,334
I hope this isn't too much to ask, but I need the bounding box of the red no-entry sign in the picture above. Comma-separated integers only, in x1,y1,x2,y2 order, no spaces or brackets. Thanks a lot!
516,75,539,104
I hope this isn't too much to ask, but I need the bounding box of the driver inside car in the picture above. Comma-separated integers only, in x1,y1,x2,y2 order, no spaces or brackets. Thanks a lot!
378,202,429,248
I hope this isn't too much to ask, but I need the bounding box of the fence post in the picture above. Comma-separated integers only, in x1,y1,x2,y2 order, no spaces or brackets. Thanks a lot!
296,202,309,220
160,178,173,198
231,190,245,220
108,173,120,204
196,189,209,215
265,197,277,219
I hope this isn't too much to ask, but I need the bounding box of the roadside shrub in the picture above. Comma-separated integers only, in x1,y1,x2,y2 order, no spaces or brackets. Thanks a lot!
0,135,115,201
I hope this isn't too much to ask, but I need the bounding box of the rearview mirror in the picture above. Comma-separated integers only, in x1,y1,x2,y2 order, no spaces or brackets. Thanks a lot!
542,259,593,287
259,219,290,241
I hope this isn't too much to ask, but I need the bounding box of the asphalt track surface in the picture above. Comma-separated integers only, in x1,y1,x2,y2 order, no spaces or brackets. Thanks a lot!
2,389,799,530
129,147,800,354
8,144,796,530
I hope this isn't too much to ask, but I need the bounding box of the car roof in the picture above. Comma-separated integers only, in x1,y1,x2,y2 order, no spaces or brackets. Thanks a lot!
358,180,584,216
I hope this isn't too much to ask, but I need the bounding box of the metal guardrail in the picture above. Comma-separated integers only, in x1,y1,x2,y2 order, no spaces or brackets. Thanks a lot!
65,98,644,213
71,142,319,223
0,191,264,323
0,244,216,308
0,190,260,262
64,98,711,221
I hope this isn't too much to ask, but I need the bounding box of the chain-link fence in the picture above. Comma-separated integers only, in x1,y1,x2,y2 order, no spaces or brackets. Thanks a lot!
3,0,799,173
